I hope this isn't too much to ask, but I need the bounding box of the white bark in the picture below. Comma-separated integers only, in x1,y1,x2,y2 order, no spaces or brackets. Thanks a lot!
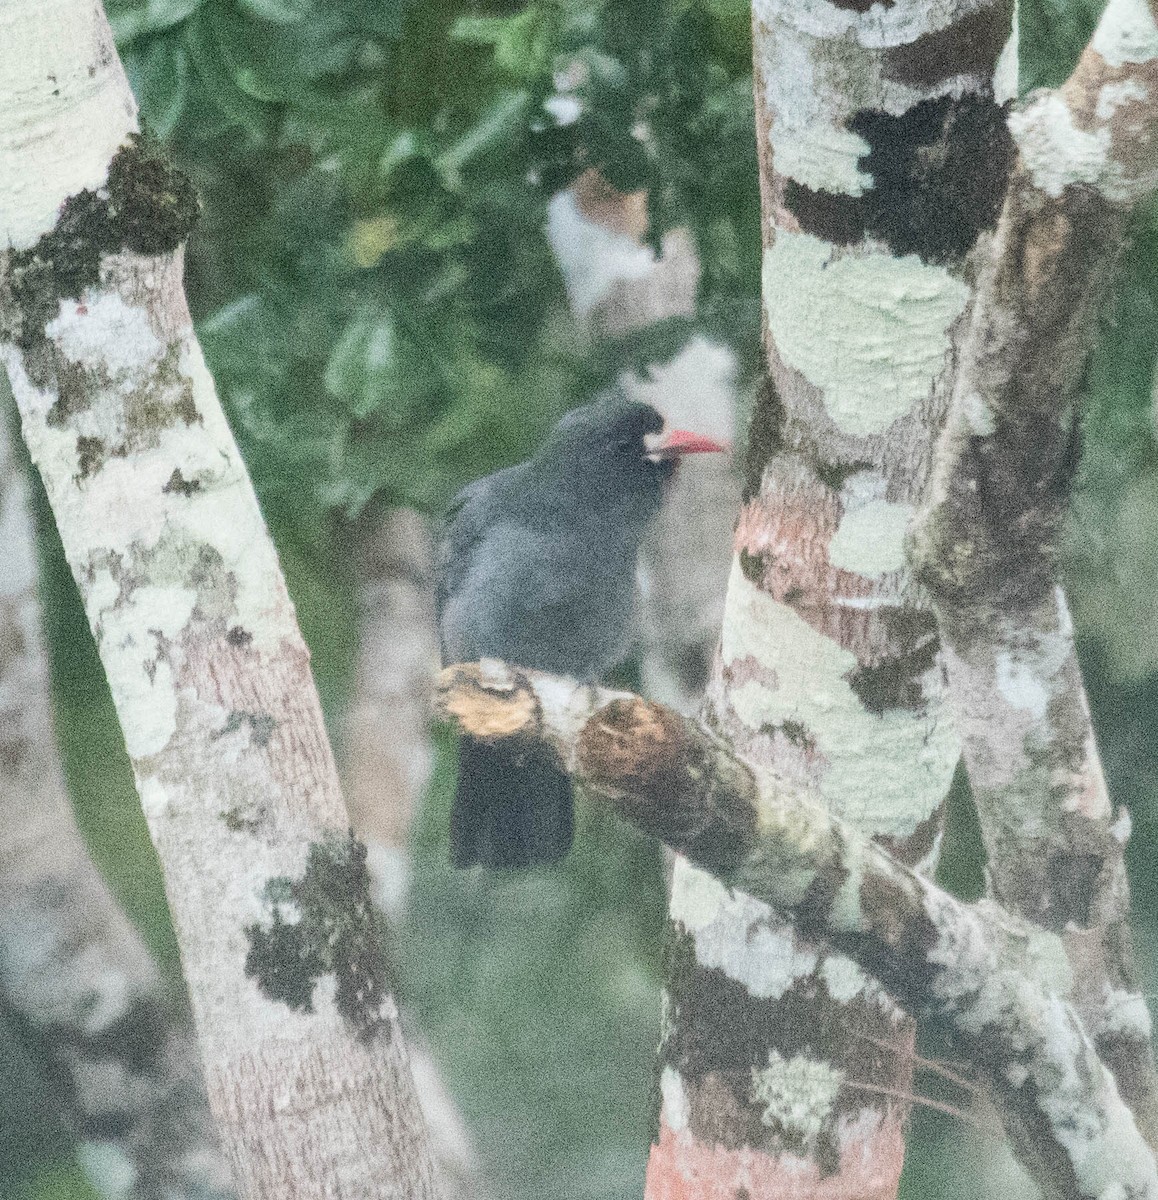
0,387,233,1199
0,3,438,1196
655,1,1019,1191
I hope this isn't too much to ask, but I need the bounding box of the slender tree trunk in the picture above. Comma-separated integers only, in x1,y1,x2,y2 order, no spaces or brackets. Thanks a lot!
339,508,487,1200
648,3,1017,1196
341,508,439,908
0,2,439,1196
0,387,233,1200
911,0,1158,1146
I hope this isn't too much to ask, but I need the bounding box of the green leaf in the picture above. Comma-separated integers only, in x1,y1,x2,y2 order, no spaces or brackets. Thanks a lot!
324,310,435,421
452,7,556,81
125,35,191,139
378,130,423,179
183,3,277,137
435,90,529,185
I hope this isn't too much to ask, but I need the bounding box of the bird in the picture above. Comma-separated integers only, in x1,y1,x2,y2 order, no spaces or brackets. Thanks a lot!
436,393,725,868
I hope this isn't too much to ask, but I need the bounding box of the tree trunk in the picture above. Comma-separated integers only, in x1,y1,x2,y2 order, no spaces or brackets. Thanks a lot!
0,386,233,1200
649,3,1017,1196
341,508,439,909
339,507,487,1200
0,2,439,1196
911,0,1158,1147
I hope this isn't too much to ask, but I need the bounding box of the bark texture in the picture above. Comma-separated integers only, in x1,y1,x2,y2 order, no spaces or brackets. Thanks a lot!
0,3,438,1196
910,0,1158,1147
655,3,1018,1194
437,660,1158,1200
0,393,233,1199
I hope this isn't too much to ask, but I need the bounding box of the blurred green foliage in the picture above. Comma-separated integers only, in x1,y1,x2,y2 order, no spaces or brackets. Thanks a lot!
10,0,1158,1198
102,0,760,544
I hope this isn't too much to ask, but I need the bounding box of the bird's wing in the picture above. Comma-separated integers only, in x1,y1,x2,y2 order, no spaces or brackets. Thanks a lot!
434,466,524,626
435,481,484,625
439,510,631,672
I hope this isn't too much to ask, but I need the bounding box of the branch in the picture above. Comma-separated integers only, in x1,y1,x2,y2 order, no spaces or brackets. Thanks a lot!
910,0,1158,1137
339,508,488,1200
437,661,1158,1200
342,508,439,897
0,393,232,1198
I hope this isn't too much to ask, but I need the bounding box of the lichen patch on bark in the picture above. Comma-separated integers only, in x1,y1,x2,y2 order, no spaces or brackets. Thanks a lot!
1092,0,1158,67
244,833,395,1039
4,136,197,351
720,561,957,839
827,497,910,579
670,856,820,1000
784,95,1015,265
750,1050,845,1142
661,923,910,1166
762,232,970,437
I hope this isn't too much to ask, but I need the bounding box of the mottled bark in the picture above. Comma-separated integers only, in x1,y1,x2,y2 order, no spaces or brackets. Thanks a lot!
0,390,233,1199
654,2,1019,1193
0,2,438,1196
437,660,1158,1200
910,0,1158,1146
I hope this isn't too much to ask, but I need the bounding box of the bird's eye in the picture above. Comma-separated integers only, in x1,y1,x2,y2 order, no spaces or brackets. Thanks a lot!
614,436,636,454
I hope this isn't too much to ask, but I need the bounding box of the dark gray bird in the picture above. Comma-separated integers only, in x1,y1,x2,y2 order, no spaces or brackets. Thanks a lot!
437,395,724,868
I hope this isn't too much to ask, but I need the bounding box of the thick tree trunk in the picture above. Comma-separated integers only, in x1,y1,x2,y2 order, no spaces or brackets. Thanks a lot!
0,2,439,1196
0,390,233,1200
649,4,1017,1195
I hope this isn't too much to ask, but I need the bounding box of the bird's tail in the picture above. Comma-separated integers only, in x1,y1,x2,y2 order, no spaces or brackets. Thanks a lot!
450,737,574,868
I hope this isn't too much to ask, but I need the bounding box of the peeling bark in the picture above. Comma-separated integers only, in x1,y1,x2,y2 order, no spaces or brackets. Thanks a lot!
660,2,1018,1192
910,0,1158,1146
437,660,1158,1200
0,3,438,1196
0,391,233,1199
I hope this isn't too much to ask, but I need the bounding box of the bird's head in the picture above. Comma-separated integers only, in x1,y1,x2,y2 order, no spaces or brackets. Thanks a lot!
536,396,726,508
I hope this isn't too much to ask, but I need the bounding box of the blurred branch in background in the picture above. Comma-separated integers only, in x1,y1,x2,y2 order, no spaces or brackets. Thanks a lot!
338,505,488,1200
341,509,439,882
0,385,233,1200
547,167,741,714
